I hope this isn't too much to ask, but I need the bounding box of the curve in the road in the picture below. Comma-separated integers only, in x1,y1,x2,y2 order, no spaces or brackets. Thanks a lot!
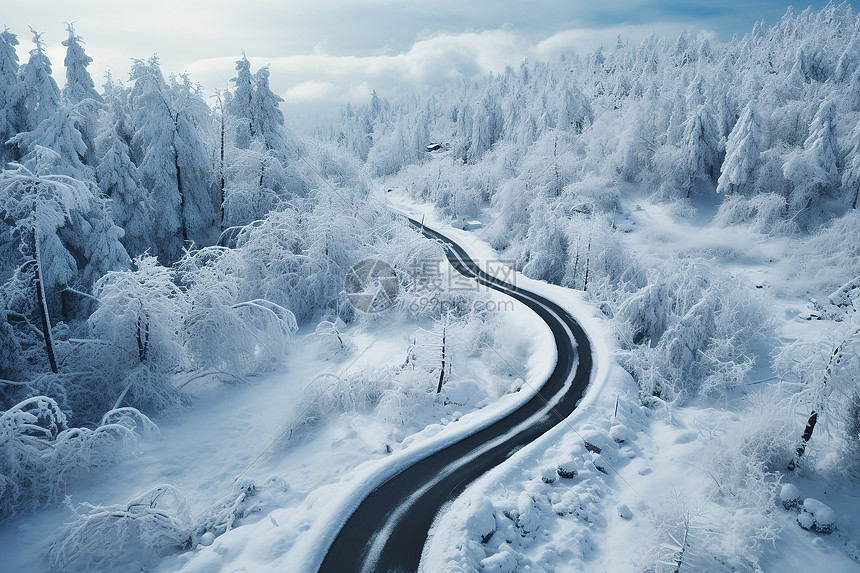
319,217,595,573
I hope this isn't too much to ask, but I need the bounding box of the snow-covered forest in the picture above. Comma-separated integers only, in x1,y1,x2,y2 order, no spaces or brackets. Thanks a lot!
337,1,860,458
1,3,860,571
0,23,448,519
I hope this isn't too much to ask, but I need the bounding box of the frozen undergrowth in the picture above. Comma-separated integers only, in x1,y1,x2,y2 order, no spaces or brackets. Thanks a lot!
9,244,553,572
0,399,155,521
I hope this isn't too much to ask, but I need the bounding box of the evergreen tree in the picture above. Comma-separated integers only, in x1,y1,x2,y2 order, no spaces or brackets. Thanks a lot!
95,122,151,255
17,29,60,132
681,103,721,197
61,24,101,105
61,24,102,169
782,98,839,219
9,106,92,180
128,59,216,261
225,54,254,149
716,102,762,196
169,73,218,247
129,57,182,261
250,65,285,153
0,28,22,165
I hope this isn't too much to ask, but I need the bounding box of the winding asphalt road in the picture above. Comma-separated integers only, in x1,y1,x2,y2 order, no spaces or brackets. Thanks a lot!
318,217,595,572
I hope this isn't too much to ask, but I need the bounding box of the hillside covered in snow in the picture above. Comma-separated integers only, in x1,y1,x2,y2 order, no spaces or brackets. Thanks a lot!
1,4,860,572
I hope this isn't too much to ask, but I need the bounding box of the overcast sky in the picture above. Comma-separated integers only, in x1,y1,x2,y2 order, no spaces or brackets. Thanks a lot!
2,1,834,122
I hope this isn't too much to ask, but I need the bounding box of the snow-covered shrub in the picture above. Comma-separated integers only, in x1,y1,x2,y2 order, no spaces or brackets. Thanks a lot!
537,466,555,483
520,203,570,286
0,397,152,521
693,398,789,566
775,313,860,471
311,320,356,361
233,200,373,323
696,280,772,399
618,344,675,403
178,246,297,376
288,370,391,439
620,262,770,403
561,173,620,214
714,193,796,235
639,489,777,573
99,407,160,438
375,367,439,428
614,278,673,347
48,484,193,571
83,255,189,417
194,480,255,539
789,210,860,295
193,476,290,542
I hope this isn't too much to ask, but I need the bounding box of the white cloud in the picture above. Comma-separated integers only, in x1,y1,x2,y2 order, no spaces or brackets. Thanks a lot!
284,80,338,103
3,1,788,122
185,24,706,116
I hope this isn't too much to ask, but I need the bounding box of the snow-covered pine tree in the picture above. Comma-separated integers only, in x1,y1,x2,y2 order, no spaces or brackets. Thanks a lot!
169,73,218,248
782,98,839,224
680,103,721,198
249,65,285,153
9,105,93,181
129,58,183,261
716,102,762,196
129,58,216,261
17,29,60,132
0,165,128,374
95,117,151,256
0,28,23,165
61,24,103,169
225,54,255,150
842,119,860,210
61,24,101,105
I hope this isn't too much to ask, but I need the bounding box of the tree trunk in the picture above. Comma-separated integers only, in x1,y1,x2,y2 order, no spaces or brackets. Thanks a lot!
173,113,187,245
259,158,266,189
436,318,447,393
174,145,187,243
583,233,592,292
788,411,818,471
788,335,856,470
220,110,226,231
673,520,689,573
34,231,58,374
136,307,149,363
